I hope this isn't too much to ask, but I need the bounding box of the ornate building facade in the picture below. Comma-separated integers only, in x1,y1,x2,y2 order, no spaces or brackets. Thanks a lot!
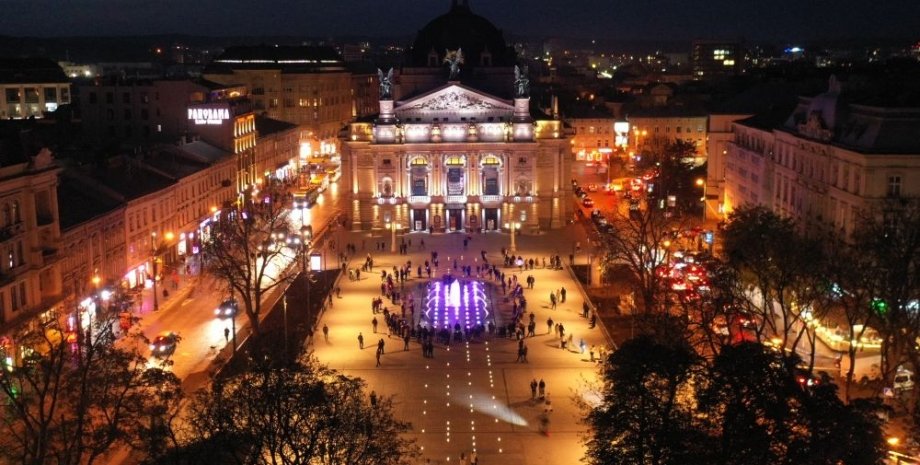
341,82,571,234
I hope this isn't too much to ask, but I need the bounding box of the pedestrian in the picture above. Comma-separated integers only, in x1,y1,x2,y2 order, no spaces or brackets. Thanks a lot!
336,286,341,298
358,332,364,349
372,317,378,333
561,286,567,303
530,378,538,399
538,379,546,398
404,334,410,351
579,338,586,354
549,292,557,310
582,301,590,318
224,327,230,343
378,338,385,354
323,324,329,342
376,347,382,367
369,390,378,407
547,317,554,334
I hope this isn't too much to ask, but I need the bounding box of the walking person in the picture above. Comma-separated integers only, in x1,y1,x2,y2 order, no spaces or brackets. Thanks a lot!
372,317,378,333
224,327,230,343
323,324,329,342
561,286,567,303
376,347,382,367
530,378,538,399
358,332,364,349
538,378,546,399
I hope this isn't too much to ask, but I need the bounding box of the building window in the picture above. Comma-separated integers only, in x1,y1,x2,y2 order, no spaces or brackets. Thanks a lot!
888,175,902,198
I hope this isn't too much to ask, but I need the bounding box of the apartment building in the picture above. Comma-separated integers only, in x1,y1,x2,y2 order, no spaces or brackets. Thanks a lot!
0,58,71,120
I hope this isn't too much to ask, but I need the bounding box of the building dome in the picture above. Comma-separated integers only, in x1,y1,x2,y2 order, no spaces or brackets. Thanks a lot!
408,0,515,69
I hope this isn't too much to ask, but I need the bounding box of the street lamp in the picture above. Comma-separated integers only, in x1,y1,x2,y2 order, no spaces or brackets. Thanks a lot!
696,177,706,221
503,221,521,252
150,232,159,312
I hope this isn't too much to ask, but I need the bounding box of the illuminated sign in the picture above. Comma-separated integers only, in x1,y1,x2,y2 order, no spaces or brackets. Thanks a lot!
309,253,322,271
188,107,230,125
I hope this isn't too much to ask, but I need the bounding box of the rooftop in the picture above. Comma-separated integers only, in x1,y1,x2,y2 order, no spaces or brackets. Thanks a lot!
57,174,123,230
255,116,298,138
0,57,68,85
207,45,346,73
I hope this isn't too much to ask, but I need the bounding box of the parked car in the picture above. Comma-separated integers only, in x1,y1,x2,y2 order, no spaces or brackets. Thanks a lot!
582,198,594,208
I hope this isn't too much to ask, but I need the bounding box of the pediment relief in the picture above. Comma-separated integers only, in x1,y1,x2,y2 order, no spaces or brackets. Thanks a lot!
397,85,514,115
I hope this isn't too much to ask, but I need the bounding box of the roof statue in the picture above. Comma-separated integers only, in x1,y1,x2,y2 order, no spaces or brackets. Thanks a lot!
444,48,464,80
377,67,394,100
514,65,529,98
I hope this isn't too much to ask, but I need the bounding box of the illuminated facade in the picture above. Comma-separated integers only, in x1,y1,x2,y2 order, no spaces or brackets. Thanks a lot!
203,46,354,158
691,40,744,80
722,78,920,237
0,58,71,120
342,83,572,233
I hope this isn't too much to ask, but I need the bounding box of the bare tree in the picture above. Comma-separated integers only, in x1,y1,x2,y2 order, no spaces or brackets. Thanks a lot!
203,194,299,338
601,204,682,314
0,306,182,465
851,199,920,389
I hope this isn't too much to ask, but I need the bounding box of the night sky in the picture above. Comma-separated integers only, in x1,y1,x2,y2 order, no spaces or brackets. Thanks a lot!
2,0,917,42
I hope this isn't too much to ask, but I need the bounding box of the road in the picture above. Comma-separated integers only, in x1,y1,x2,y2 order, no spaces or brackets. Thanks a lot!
129,179,347,390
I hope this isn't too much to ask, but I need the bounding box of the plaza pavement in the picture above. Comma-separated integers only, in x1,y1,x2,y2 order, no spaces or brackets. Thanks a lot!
311,225,611,465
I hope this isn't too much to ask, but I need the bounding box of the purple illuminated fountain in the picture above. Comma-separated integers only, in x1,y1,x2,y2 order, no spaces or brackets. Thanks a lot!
422,279,491,329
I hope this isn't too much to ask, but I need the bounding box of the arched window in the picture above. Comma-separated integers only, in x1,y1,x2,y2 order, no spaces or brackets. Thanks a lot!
12,200,20,223
481,155,501,166
409,156,428,167
445,155,465,166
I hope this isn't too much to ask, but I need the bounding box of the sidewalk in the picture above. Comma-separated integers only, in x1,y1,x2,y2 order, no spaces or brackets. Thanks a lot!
135,255,203,315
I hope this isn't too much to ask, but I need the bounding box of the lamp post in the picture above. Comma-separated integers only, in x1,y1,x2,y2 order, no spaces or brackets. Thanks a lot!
150,232,159,312
696,178,706,221
503,221,520,252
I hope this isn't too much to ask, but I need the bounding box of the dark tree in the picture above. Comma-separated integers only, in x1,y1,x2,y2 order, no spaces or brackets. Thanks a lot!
584,335,709,465
721,206,826,360
178,358,417,465
0,310,182,465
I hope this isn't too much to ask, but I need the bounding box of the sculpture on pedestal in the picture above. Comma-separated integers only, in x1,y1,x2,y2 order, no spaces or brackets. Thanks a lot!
444,49,464,80
377,68,394,100
514,65,530,98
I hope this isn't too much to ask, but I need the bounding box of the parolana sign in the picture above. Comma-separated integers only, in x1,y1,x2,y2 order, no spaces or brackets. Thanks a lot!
188,107,230,125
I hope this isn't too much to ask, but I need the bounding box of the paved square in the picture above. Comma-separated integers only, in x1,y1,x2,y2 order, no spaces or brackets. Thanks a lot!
312,228,608,465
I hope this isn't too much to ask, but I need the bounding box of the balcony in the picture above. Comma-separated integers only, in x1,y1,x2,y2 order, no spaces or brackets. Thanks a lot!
408,195,431,204
446,195,467,204
480,195,502,203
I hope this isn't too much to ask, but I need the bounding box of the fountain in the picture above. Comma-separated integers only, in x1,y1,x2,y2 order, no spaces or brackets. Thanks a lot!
421,279,491,329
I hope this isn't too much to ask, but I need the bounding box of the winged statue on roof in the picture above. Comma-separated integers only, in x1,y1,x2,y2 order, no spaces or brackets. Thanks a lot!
444,48,464,80
377,67,394,100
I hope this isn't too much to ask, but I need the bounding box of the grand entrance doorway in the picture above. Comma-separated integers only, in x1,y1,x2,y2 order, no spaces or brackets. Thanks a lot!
484,208,498,231
447,208,464,232
413,209,428,231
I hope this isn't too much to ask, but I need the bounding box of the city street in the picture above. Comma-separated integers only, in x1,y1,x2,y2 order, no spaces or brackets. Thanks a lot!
128,180,348,391
312,228,611,465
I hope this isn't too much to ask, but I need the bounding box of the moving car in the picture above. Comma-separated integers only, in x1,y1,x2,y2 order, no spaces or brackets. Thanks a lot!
214,298,239,318
582,197,594,208
150,332,179,358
